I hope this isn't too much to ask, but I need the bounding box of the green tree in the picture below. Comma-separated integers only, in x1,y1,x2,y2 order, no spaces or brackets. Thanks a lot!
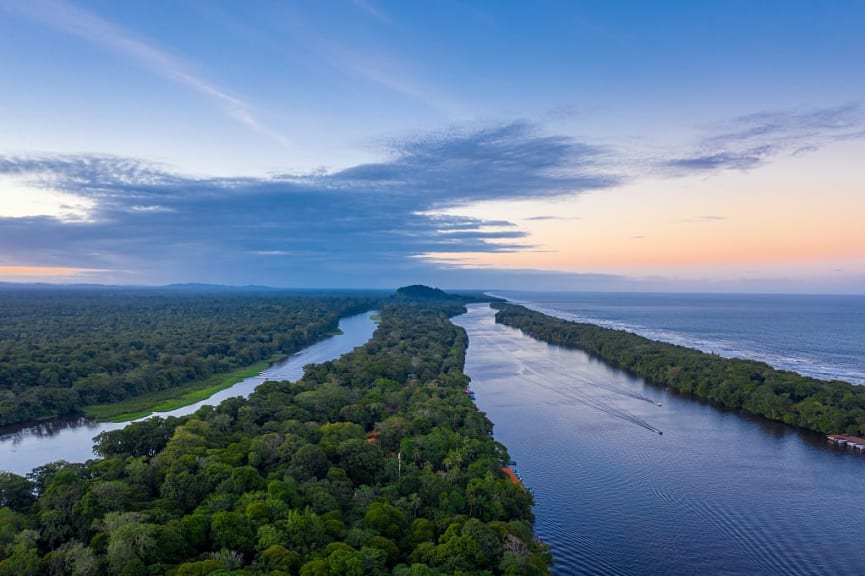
211,511,255,555
364,502,408,541
0,472,35,512
0,529,40,576
102,513,157,576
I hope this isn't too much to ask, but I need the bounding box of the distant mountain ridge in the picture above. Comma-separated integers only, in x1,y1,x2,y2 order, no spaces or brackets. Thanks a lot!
0,281,273,291
0,282,388,294
0,281,502,301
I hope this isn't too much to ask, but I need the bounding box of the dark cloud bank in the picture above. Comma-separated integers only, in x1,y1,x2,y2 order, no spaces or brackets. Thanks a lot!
2,106,863,288
0,123,615,287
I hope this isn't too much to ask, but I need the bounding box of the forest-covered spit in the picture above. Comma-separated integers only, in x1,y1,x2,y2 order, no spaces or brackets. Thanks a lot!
494,303,865,436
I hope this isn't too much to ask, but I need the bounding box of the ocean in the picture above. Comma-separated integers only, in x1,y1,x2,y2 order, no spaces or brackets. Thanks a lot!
491,291,865,385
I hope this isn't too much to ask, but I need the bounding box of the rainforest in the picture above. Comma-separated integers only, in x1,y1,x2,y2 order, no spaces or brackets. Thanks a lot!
0,290,551,576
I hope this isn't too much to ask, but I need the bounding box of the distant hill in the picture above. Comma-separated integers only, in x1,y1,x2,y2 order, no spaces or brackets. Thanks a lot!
394,284,505,303
395,284,456,300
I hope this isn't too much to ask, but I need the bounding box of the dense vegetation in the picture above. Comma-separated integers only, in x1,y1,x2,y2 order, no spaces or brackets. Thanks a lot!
394,286,499,304
0,289,381,427
0,298,551,575
494,303,865,436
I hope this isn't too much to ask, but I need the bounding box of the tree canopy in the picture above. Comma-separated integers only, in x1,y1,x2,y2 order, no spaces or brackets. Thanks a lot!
0,296,551,575
0,289,380,426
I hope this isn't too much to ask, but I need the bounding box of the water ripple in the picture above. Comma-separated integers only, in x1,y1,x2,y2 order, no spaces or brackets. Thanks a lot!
454,304,865,576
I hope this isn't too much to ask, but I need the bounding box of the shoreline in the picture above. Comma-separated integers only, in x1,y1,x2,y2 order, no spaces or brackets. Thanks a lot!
493,302,865,442
83,354,286,422
491,292,865,386
0,309,380,476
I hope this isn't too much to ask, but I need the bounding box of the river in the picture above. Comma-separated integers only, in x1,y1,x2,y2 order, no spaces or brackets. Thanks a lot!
0,311,377,477
453,304,865,576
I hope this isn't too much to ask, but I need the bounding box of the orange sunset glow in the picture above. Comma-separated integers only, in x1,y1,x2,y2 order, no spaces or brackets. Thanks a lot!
0,266,99,277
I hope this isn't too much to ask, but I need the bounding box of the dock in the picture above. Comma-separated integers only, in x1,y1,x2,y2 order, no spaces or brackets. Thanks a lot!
827,434,865,452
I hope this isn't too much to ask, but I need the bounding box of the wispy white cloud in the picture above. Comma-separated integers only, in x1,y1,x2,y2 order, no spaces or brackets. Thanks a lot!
349,0,390,24
674,215,728,224
5,0,289,146
300,34,469,118
267,2,468,118
523,215,582,221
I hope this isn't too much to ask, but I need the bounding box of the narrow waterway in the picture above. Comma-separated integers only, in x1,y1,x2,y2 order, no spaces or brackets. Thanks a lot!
0,311,377,476
453,304,865,576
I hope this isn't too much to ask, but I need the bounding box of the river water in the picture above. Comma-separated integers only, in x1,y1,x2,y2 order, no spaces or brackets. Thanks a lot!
453,304,865,576
0,311,377,477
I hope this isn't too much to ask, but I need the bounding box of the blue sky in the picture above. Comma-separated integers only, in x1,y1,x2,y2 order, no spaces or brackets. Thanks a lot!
1,0,864,291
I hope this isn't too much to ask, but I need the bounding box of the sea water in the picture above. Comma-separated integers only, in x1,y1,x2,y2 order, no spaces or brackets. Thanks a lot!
492,292,865,385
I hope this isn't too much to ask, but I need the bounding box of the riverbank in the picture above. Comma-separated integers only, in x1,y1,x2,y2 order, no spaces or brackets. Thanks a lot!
83,354,286,422
493,302,865,439
1,310,380,476
492,290,865,386
453,303,865,576
0,298,551,574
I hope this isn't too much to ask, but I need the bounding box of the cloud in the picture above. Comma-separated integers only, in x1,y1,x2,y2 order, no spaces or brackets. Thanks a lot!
674,215,728,224
791,145,818,157
349,0,390,23
665,148,770,171
273,5,466,118
523,215,581,221
664,103,865,174
5,0,288,146
0,266,106,277
355,122,615,206
0,123,614,286
544,104,583,121
4,99,858,287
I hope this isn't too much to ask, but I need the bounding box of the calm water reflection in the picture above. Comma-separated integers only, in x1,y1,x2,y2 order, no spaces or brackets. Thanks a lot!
0,311,377,476
453,304,865,576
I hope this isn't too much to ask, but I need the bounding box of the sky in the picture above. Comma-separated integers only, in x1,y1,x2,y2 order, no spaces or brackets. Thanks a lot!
1,0,864,292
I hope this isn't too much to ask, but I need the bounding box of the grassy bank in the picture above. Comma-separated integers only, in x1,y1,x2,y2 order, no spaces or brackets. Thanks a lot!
84,354,285,422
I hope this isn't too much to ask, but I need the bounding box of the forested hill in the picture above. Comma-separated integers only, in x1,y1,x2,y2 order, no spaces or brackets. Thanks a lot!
394,284,503,304
0,289,381,427
0,300,552,575
395,285,454,300
494,303,865,437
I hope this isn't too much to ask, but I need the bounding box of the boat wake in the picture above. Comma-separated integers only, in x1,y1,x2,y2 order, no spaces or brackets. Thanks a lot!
569,371,660,406
504,340,663,435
